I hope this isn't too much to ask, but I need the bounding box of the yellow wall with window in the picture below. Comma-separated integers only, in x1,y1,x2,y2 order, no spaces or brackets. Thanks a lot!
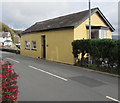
20,12,113,65
74,13,112,40
20,29,74,64
20,33,41,58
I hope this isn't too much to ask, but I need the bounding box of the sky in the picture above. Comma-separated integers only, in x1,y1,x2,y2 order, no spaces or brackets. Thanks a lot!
0,0,119,35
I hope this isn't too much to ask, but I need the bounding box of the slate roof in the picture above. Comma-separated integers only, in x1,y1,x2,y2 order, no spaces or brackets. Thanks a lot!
0,32,10,38
20,8,115,35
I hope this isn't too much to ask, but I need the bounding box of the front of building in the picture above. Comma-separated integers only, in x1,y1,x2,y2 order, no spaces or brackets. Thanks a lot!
20,8,115,64
0,32,13,47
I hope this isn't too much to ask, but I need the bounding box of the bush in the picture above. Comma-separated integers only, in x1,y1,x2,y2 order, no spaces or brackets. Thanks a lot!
0,61,19,102
89,39,118,67
72,39,90,65
72,39,119,75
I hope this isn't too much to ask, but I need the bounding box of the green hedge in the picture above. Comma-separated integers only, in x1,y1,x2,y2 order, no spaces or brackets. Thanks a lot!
72,39,120,74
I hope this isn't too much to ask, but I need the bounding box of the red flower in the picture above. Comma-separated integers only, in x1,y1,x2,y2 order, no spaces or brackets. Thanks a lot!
1,61,19,102
13,97,18,101
2,65,8,68
0,74,2,78
0,88,2,91
9,65,13,68
2,75,6,78
7,69,13,73
5,73,10,76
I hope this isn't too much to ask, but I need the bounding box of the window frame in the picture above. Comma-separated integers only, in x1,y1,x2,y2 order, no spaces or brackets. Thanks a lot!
32,41,37,50
25,41,30,50
99,30,108,39
91,29,99,39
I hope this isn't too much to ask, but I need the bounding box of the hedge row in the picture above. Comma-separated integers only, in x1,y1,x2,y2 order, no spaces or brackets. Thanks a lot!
72,39,120,68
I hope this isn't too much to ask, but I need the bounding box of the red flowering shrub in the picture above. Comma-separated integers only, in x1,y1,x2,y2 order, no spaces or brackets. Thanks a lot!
1,45,4,47
0,61,19,102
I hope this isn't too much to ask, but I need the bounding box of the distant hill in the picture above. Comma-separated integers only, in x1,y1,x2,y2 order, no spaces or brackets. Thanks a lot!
13,29,23,34
0,22,22,42
112,35,120,39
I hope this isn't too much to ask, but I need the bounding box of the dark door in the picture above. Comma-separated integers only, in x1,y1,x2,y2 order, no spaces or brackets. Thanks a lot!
42,35,46,59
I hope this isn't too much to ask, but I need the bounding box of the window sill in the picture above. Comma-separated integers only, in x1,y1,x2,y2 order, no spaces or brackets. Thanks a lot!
32,48,37,51
25,48,30,50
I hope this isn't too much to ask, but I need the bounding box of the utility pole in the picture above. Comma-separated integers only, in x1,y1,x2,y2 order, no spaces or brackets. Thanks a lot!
88,0,92,64
89,0,91,39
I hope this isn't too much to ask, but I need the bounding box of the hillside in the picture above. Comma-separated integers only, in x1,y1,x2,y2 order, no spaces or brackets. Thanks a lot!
0,22,22,42
112,35,120,39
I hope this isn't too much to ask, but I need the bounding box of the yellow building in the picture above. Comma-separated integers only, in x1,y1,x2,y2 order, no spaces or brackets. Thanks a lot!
20,8,115,64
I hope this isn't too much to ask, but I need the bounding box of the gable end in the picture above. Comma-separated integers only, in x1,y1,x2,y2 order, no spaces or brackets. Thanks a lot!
74,8,115,32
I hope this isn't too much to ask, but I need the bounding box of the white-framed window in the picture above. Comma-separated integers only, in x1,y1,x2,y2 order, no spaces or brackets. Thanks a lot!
25,41,30,49
32,41,37,50
99,30,108,39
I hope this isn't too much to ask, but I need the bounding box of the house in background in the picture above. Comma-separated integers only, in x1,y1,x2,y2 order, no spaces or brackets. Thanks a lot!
0,32,13,46
14,33,21,48
20,8,115,64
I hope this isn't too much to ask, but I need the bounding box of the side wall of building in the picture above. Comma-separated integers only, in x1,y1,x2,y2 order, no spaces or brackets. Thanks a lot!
74,12,112,40
20,29,74,64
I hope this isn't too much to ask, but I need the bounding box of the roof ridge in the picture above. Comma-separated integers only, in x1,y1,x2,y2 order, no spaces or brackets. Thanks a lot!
20,7,115,35
36,7,99,24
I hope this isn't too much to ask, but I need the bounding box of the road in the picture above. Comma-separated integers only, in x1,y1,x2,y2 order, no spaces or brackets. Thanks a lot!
0,51,119,102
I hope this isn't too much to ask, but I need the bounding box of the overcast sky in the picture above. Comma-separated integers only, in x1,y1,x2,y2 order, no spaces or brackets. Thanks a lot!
0,0,119,35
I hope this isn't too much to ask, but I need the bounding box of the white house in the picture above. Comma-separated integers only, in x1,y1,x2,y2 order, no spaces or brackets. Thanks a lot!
0,32,13,46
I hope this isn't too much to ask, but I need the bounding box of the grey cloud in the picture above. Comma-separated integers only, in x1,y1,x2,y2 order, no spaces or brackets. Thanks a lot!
1,1,118,35
1,2,87,30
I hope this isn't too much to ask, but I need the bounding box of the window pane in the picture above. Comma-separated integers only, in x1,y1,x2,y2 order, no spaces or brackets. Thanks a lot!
100,30,108,39
32,41,36,49
25,41,30,49
91,30,99,39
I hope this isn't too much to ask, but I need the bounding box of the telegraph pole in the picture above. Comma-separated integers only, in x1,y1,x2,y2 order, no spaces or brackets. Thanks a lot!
88,0,92,64
89,0,91,39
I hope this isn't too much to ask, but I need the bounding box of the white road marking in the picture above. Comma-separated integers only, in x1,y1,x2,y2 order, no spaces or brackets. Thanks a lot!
6,58,20,63
29,65,68,81
106,96,120,102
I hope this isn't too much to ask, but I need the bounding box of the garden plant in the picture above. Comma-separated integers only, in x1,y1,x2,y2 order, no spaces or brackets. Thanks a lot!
72,39,120,75
0,60,19,103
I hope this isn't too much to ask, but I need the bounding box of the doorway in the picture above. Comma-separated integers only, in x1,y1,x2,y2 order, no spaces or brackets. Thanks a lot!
41,35,46,59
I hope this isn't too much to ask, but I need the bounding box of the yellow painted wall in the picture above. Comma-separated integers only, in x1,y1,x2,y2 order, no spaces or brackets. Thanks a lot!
74,13,112,40
20,33,41,58
20,29,74,64
20,12,113,65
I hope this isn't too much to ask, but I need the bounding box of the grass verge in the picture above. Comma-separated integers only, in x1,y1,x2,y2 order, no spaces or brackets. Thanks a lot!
75,63,120,76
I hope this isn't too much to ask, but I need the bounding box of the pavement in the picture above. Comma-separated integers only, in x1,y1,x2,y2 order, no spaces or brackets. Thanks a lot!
0,51,119,102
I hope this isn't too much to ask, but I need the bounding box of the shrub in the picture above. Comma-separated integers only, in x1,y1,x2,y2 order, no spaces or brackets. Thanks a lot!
72,39,90,65
89,39,118,67
72,39,119,75
0,61,19,102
